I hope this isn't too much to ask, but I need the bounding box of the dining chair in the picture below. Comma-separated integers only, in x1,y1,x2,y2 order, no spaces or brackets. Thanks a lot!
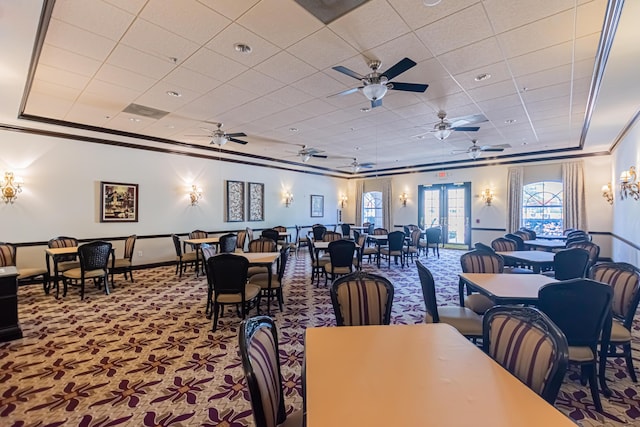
245,227,254,243
239,316,304,427
186,229,208,253
352,231,366,271
261,228,280,245
403,228,421,263
566,240,600,270
474,242,495,253
0,242,49,295
483,305,569,405
322,231,342,242
340,223,351,238
308,239,328,286
504,233,526,250
206,253,260,332
545,247,590,280
538,279,613,412
247,237,278,278
201,244,218,317
236,229,247,253
249,247,290,312
519,227,537,240
293,225,310,257
218,233,237,253
171,234,197,278
417,261,482,339
110,234,136,284
330,271,394,326
458,250,505,314
273,225,288,247
312,225,326,241
379,230,405,268
61,241,112,300
491,237,534,274
589,262,640,382
420,227,442,258
47,236,80,277
323,239,356,286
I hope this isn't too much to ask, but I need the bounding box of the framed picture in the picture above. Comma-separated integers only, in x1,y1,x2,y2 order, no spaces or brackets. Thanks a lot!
226,180,245,222
248,182,264,221
310,194,324,217
100,181,138,222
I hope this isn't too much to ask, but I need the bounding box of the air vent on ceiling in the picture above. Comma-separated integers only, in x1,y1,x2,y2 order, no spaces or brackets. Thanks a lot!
294,0,370,24
122,103,170,120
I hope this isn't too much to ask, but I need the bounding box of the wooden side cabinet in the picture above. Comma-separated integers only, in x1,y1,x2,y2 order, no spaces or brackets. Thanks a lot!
0,266,22,342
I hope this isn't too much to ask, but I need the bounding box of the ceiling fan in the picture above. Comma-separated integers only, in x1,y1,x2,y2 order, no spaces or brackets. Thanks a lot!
330,57,428,108
338,158,375,173
189,122,248,146
416,110,488,140
295,145,327,163
452,140,507,159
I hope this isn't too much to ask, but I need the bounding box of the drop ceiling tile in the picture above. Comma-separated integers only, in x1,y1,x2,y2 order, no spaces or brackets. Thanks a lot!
438,37,504,75
140,0,230,44
105,112,159,132
477,93,524,112
296,99,339,116
29,79,81,102
362,33,435,70
217,97,290,126
176,84,257,120
94,63,157,92
38,44,102,77
267,86,315,108
45,18,116,61
227,69,285,96
84,79,142,106
291,71,346,98
182,48,248,82
253,50,318,84
237,0,323,49
482,0,576,34
574,32,601,61
197,0,261,20
75,91,131,115
206,23,281,68
287,28,359,70
64,103,116,127
135,82,202,112
23,91,74,119
515,64,573,92
453,61,513,91
33,64,90,90
415,3,494,56
576,0,607,37
428,91,475,112
328,0,410,52
162,67,223,94
103,0,147,15
107,44,176,79
498,10,574,58
507,41,573,77
388,0,477,31
121,19,200,63
53,0,134,41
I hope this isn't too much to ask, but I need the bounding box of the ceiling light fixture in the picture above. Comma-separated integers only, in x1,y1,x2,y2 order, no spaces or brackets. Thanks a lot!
468,150,481,160
289,127,298,132
234,43,252,54
362,83,388,102
505,119,516,124
433,128,452,141
423,0,442,6
360,107,370,112
129,118,141,122
211,133,228,146
474,73,491,82
301,153,312,163
166,90,181,97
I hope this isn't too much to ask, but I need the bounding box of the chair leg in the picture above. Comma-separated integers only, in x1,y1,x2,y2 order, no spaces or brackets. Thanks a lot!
623,343,638,382
458,278,466,307
212,302,220,332
80,278,85,300
129,269,134,283
587,364,603,412
103,273,110,295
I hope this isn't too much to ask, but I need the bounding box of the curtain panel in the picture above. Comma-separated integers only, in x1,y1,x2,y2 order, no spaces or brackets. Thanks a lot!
562,161,588,231
506,167,523,233
363,178,392,230
355,180,364,225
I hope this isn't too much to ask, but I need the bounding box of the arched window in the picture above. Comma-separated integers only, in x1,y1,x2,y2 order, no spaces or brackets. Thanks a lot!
363,191,382,228
522,181,563,236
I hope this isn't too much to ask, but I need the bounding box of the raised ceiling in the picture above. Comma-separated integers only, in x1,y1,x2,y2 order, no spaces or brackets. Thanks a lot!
6,0,626,175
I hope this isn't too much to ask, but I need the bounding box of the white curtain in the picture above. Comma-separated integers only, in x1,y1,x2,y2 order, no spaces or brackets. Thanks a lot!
506,167,523,233
355,180,364,225
562,161,588,230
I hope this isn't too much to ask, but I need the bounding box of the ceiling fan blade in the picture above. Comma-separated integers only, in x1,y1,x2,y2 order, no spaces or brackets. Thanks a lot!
381,57,416,81
311,154,328,159
481,147,504,152
451,149,468,154
388,82,428,93
185,134,208,137
228,138,248,145
327,87,361,98
450,114,488,127
359,162,375,168
332,65,365,80
371,98,383,108
451,126,480,132
225,132,246,138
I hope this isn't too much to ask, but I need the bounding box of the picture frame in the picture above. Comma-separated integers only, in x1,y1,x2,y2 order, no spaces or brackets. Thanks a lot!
310,194,324,217
226,180,245,222
248,182,264,222
100,181,138,222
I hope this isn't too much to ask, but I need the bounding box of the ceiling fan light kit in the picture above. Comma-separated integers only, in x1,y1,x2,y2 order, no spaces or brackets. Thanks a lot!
362,83,388,101
211,134,228,146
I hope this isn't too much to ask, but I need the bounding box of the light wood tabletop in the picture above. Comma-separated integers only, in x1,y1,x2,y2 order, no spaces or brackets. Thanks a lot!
497,250,555,273
304,324,575,427
459,273,557,305
524,239,567,251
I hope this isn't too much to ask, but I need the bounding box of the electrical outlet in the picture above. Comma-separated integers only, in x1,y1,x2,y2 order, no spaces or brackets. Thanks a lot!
137,250,143,257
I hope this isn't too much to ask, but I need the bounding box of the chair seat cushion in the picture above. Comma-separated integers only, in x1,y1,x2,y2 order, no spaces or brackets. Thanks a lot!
426,306,483,336
18,267,48,279
609,320,631,342
362,247,378,255
280,408,304,427
181,252,197,262
113,258,131,268
215,284,261,303
380,249,402,256
313,257,330,267
248,266,269,277
57,261,80,271
63,268,106,280
324,263,351,274
249,273,280,289
464,294,495,314
404,247,418,253
568,345,595,362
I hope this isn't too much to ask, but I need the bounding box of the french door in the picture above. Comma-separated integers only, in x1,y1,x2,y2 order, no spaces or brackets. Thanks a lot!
418,182,471,246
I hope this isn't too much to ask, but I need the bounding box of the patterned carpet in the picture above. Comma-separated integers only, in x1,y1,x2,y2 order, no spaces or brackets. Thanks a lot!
2,248,639,426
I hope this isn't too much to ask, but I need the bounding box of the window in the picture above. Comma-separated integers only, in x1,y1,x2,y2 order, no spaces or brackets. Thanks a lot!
522,181,563,236
362,191,382,228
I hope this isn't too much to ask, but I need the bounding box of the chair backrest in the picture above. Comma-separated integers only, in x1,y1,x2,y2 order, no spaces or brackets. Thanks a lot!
0,242,17,267
566,230,587,239
239,316,287,427
201,243,217,275
261,228,279,243
248,238,277,253
276,247,290,283
373,228,387,235
48,236,79,262
386,231,405,251
328,239,356,268
512,230,530,241
340,223,351,237
425,227,442,246
589,262,640,329
565,235,588,246
566,241,600,269
460,250,504,273
330,271,394,326
552,247,590,280
504,233,525,250
78,241,112,271
312,225,326,241
122,235,137,260
236,230,247,251
519,227,537,240
491,237,517,252
474,242,495,253
246,227,254,242
207,253,249,295
538,279,613,348
483,306,569,405
171,234,183,257
189,229,208,240
219,233,238,253
563,228,576,236
323,231,342,242
273,226,287,233
409,228,421,247
403,225,410,237
416,261,441,323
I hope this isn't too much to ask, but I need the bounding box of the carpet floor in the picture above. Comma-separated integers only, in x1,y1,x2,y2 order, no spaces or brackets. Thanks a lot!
1,248,638,426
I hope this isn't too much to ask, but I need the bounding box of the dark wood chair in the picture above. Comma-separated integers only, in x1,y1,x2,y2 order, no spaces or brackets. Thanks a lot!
567,240,600,270
545,247,590,280
218,233,237,253
340,223,351,238
311,225,326,241
247,237,277,278
110,234,136,284
330,271,394,326
61,241,112,300
171,234,197,278
421,227,442,258
308,239,328,286
379,230,405,268
324,239,356,286
249,247,290,312
261,228,279,244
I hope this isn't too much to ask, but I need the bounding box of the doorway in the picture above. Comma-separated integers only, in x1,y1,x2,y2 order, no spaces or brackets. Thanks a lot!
418,182,471,247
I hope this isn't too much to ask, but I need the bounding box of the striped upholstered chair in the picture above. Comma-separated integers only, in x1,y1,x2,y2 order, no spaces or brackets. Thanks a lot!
490,237,534,274
458,250,504,314
330,271,394,326
0,242,50,294
239,316,303,427
483,306,569,404
110,234,136,284
589,262,640,382
247,237,277,278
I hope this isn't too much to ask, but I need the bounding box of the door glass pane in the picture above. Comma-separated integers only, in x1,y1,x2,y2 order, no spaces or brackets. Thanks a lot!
447,187,466,244
423,189,440,227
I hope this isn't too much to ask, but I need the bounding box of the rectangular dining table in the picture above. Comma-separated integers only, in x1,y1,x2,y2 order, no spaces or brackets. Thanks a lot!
237,251,280,314
183,237,220,277
524,239,567,251
304,323,576,427
45,246,115,297
459,273,557,305
496,250,554,273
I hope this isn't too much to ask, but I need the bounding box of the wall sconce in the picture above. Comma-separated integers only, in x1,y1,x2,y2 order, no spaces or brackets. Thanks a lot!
601,183,613,205
340,194,348,208
189,184,203,206
481,188,494,206
1,172,23,204
399,192,408,207
620,166,639,200
284,191,294,207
